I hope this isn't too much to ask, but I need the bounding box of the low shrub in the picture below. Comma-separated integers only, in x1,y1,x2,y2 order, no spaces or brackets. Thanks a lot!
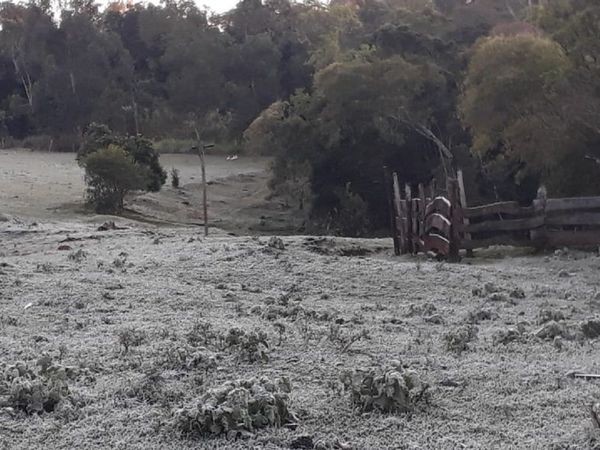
173,376,296,438
117,327,147,353
155,344,219,372
340,363,429,414
444,325,478,353
170,167,180,188
224,328,269,363
82,145,150,213
1,358,72,414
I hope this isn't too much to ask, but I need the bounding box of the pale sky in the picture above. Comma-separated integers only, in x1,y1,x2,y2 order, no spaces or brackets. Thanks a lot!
194,0,240,13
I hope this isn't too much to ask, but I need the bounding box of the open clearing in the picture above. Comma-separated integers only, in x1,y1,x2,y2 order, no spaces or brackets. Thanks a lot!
2,215,600,448
0,150,296,234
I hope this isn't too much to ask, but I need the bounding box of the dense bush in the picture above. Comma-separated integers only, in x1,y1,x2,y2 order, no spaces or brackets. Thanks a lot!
81,145,150,213
79,123,166,192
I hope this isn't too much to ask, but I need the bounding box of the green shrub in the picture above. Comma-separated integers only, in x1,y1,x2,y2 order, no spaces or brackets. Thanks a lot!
79,123,166,192
82,146,150,213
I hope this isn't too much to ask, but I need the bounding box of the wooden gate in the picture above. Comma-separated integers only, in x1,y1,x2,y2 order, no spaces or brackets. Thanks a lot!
386,169,463,261
387,167,600,259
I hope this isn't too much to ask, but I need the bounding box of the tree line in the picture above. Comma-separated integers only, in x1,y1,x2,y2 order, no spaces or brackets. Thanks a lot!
2,0,599,233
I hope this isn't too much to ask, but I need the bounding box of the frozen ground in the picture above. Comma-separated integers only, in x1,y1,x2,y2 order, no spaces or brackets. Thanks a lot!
0,150,285,233
2,215,600,449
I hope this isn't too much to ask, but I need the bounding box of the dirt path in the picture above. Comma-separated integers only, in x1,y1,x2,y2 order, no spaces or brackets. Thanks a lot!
1,219,600,448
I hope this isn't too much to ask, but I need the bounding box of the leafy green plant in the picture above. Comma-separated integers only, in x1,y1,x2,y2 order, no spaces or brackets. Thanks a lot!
340,363,429,414
81,145,150,213
79,123,166,192
173,376,296,438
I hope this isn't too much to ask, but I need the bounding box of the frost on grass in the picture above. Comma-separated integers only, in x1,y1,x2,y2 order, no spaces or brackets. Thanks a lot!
117,327,147,353
155,344,219,372
173,377,296,439
328,323,370,353
0,358,73,414
225,328,270,363
534,320,573,340
444,325,478,353
340,363,429,414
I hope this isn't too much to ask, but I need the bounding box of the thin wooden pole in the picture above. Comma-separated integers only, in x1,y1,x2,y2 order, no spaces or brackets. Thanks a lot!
405,183,413,254
392,173,405,254
200,149,208,237
447,177,462,262
418,183,426,251
456,169,473,257
384,166,400,255
193,126,212,237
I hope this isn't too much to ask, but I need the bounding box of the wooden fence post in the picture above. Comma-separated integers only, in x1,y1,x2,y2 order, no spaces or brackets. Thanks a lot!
384,166,400,255
200,149,208,237
457,170,473,257
392,173,406,254
417,183,427,253
405,183,414,254
447,177,462,262
531,185,548,250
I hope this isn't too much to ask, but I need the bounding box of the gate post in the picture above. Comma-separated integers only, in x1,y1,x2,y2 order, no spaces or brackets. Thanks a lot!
384,166,400,255
447,177,463,262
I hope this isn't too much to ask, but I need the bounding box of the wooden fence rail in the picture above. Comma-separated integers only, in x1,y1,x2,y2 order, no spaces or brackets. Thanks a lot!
387,170,600,259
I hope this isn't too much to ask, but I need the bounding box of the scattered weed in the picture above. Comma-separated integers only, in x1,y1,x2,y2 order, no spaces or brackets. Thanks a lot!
117,327,147,354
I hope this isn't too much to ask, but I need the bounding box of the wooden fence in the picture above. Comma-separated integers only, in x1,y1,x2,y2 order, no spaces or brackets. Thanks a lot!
386,168,600,259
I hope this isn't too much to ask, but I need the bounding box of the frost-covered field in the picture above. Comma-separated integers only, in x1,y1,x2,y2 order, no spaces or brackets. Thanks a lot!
2,216,600,449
